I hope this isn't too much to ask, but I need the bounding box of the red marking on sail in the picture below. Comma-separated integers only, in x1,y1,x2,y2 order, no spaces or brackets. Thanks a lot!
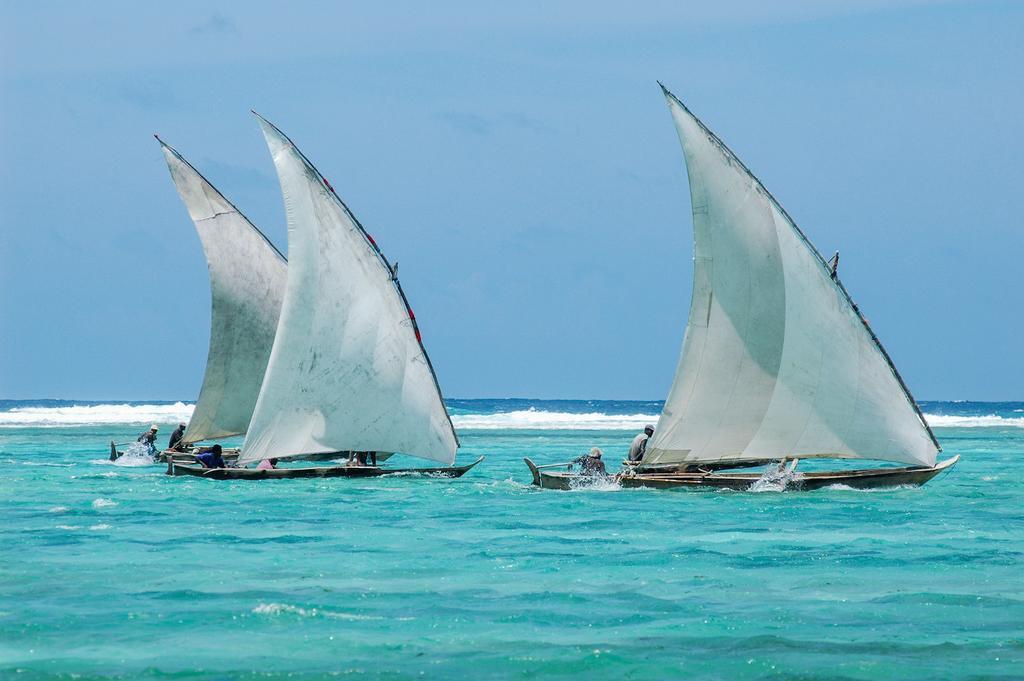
323,177,335,192
367,234,377,247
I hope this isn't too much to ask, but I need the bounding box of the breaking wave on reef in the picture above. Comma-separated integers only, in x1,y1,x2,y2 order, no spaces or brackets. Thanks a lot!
1,400,1022,430
0,402,194,427
920,413,1024,428
451,409,656,430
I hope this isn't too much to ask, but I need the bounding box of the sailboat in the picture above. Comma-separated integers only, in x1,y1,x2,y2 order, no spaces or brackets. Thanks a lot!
526,85,958,491
169,113,482,480
109,138,287,462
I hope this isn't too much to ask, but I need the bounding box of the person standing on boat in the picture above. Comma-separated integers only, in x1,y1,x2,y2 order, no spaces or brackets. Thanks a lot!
195,444,227,469
628,425,654,462
573,448,607,476
136,425,159,455
350,451,378,467
168,423,187,452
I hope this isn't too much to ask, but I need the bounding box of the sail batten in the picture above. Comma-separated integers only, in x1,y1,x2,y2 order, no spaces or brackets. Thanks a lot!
239,115,458,466
643,87,939,468
158,139,287,446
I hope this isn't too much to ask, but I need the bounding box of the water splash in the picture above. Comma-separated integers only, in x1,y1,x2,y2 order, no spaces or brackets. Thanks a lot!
748,460,802,493
112,441,156,466
568,473,621,491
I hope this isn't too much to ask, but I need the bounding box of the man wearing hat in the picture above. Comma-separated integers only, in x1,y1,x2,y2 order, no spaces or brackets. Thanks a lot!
573,447,607,476
168,422,187,452
136,424,159,456
628,424,655,462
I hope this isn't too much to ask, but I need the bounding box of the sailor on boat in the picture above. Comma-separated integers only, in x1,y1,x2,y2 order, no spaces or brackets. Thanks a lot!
256,458,279,470
195,444,227,469
628,425,654,462
137,425,159,455
573,448,608,476
167,423,187,452
351,451,378,467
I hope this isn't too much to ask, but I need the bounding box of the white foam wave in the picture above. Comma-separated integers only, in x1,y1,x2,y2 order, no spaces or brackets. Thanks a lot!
452,409,657,431
0,402,194,428
923,413,1024,428
2,403,1020,431
91,498,117,509
824,483,916,492
252,603,383,621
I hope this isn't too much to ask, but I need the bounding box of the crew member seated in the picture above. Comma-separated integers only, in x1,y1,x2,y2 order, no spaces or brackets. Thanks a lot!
137,424,159,455
256,458,279,470
168,423,187,452
628,424,654,462
573,447,607,476
195,444,227,469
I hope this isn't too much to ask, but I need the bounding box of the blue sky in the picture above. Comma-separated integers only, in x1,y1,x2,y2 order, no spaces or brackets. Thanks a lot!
1,1,1021,400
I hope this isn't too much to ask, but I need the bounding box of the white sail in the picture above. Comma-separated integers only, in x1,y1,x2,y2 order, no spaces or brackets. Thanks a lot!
643,87,940,468
159,139,287,445
239,114,459,466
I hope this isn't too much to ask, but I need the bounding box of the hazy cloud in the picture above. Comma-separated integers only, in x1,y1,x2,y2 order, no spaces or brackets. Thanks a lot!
120,80,180,111
189,13,237,37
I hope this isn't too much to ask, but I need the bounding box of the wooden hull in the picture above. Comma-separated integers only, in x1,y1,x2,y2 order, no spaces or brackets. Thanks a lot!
622,459,773,473
109,442,344,465
525,456,959,491
166,456,484,480
155,449,380,464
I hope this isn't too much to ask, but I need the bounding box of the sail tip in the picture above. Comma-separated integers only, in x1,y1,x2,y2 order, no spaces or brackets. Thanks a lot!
251,109,274,128
659,82,685,110
252,110,287,141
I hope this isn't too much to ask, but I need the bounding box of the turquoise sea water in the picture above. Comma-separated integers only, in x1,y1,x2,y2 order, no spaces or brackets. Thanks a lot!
1,399,1022,679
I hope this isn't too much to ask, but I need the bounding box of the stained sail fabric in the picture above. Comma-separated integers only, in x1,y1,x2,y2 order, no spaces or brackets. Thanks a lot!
239,114,458,466
159,139,287,445
643,87,940,468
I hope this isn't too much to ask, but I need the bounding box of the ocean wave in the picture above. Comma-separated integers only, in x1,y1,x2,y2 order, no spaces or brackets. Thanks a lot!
824,483,917,492
922,413,1024,428
0,402,194,427
252,603,385,621
1,402,1021,431
452,409,657,430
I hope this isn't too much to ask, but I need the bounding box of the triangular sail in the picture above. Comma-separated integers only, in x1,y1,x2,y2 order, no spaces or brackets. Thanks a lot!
158,139,287,445
239,114,459,466
643,87,940,468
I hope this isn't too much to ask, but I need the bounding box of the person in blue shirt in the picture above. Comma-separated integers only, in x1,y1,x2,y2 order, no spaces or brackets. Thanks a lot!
195,444,226,469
